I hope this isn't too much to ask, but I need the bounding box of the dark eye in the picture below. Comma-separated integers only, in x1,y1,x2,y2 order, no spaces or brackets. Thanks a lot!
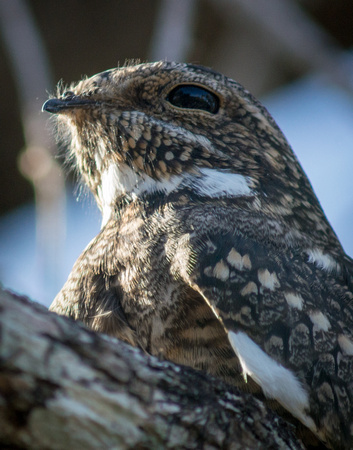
167,84,219,114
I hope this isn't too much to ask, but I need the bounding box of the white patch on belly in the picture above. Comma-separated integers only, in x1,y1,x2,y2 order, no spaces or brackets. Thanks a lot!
228,330,316,432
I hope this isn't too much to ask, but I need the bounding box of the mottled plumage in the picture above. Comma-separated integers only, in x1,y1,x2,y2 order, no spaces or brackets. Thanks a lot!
43,62,353,449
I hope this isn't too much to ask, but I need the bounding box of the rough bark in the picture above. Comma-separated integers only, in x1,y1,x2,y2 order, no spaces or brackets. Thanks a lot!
0,288,303,449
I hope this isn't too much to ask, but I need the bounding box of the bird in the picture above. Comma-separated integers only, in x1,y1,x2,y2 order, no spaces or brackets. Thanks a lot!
43,61,353,449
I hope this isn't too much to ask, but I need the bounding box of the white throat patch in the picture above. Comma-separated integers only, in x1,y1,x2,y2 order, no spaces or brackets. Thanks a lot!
97,163,254,227
190,168,252,197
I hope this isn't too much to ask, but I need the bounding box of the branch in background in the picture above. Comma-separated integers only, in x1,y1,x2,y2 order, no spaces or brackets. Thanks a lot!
149,0,197,62
211,0,353,94
0,288,303,449
0,0,66,296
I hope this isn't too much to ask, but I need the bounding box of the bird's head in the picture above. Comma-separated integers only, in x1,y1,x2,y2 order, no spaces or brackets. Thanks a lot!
43,61,340,253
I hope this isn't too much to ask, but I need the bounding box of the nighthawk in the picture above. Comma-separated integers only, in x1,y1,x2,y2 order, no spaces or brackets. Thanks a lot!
43,61,353,449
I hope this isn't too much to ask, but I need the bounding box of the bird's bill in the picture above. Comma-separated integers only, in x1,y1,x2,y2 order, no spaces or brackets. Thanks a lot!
42,97,95,114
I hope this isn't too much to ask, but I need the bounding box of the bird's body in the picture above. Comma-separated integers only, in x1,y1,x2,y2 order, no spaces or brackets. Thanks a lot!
44,62,353,449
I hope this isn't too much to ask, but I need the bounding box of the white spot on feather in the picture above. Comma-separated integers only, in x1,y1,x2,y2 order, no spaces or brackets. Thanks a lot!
307,249,339,273
227,248,252,270
338,335,353,356
309,310,331,332
165,151,174,160
228,331,316,432
213,260,230,281
284,292,304,310
240,281,258,296
258,269,280,291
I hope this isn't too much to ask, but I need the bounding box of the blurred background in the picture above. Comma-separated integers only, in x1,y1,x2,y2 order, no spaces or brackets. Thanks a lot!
0,0,352,306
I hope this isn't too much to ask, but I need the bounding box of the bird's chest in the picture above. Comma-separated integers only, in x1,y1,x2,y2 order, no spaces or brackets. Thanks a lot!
111,210,181,341
111,209,242,383
119,259,243,386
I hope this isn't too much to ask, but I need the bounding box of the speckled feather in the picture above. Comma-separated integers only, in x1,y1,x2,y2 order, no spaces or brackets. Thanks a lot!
44,61,353,449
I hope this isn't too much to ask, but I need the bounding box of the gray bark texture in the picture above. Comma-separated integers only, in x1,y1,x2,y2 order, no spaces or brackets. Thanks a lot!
0,288,303,449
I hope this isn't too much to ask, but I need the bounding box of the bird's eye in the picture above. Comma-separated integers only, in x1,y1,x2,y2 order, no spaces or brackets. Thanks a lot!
167,84,219,114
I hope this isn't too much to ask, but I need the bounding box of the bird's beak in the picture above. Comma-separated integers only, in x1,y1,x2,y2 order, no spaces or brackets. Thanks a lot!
42,97,95,114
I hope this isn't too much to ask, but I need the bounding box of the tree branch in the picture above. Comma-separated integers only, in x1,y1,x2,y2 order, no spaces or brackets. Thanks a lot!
0,288,303,449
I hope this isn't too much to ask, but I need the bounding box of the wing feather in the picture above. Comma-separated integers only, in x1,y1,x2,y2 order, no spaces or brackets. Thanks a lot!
171,204,353,447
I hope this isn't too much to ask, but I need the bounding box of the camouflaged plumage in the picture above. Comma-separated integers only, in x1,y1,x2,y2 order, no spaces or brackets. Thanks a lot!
44,61,353,449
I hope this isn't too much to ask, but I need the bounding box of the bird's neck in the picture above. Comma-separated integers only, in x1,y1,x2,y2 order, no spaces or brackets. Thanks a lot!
96,162,255,228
